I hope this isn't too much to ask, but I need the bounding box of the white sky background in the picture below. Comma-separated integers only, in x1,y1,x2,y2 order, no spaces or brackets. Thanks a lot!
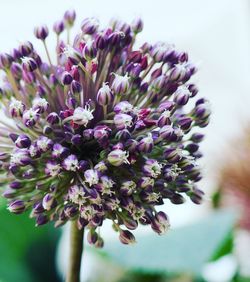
1,0,250,227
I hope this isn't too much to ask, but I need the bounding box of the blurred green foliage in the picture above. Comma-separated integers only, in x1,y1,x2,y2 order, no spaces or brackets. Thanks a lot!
0,201,60,282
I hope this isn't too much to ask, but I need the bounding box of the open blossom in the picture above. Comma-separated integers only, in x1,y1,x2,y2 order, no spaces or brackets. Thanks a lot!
0,10,210,247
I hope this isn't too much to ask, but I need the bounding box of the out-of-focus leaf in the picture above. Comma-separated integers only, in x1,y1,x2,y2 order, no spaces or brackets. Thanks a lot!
0,207,60,282
99,209,237,277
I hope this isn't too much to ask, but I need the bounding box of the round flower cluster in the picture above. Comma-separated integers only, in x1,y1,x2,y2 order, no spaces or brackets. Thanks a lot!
0,10,210,246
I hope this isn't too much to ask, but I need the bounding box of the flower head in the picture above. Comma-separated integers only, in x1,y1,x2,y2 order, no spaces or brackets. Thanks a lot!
0,10,210,247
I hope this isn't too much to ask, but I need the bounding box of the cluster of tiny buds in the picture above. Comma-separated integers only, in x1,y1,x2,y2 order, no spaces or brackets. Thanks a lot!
0,9,210,246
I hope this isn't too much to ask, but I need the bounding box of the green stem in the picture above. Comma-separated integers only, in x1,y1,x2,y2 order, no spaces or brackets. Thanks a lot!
66,221,84,282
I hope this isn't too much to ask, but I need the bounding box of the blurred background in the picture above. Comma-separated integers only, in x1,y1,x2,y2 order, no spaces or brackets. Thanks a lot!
0,0,250,281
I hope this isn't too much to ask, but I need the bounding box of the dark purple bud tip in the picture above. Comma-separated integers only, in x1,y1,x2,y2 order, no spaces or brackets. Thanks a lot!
8,200,25,214
87,230,99,245
0,53,13,69
15,134,31,148
34,25,49,40
10,181,23,190
61,71,73,85
119,229,136,245
36,214,49,226
64,9,76,26
53,20,65,35
22,57,38,72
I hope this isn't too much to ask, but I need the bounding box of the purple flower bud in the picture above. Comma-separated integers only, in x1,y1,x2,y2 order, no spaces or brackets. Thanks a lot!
107,149,129,167
42,193,56,210
53,20,65,35
151,211,170,235
178,116,193,131
63,154,78,171
191,133,204,143
84,169,99,186
36,214,49,226
119,229,136,245
64,9,76,27
138,177,154,189
10,181,23,189
47,112,60,125
94,161,107,173
143,159,162,178
8,200,25,214
15,134,31,148
61,71,73,85
0,53,13,69
82,129,94,140
150,42,174,62
192,101,211,120
72,106,94,126
123,218,138,230
170,193,185,204
87,230,98,244
22,108,40,127
151,75,166,91
19,41,33,56
94,32,108,50
188,84,198,97
9,99,25,117
174,86,191,105
164,147,182,163
111,74,130,95
131,17,143,33
169,63,190,82
82,41,97,60
120,180,136,196
96,83,114,106
37,136,53,152
29,144,41,158
114,101,133,114
10,62,22,79
159,125,174,142
45,161,61,176
95,237,104,248
3,189,16,199
11,148,31,166
71,134,82,146
21,57,37,72
157,110,171,127
114,113,133,130
81,18,99,34
70,80,82,94
94,125,111,141
32,97,49,113
137,134,154,153
34,25,49,40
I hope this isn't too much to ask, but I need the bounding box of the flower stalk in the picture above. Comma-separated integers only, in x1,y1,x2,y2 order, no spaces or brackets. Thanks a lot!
66,221,84,282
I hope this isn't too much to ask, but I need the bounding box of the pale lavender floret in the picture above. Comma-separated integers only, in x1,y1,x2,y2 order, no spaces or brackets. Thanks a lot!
114,113,133,130
10,148,31,166
63,154,79,171
137,134,154,153
8,200,25,214
9,99,25,117
45,161,61,176
143,159,162,178
22,108,40,127
81,17,99,35
15,134,31,148
84,169,99,186
42,193,56,210
107,149,129,167
96,83,114,106
37,136,53,152
111,74,130,95
114,101,133,114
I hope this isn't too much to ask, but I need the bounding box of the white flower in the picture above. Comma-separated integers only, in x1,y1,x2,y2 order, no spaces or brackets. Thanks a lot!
72,106,94,126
